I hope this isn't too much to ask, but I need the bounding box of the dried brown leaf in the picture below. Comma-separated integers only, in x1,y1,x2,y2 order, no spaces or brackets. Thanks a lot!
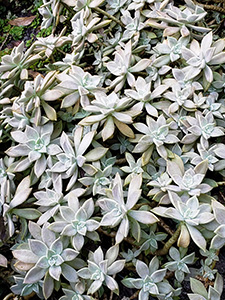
9,15,36,26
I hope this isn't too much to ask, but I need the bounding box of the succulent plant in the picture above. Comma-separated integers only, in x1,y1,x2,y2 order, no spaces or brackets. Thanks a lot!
50,126,108,190
125,76,168,117
106,41,151,92
49,197,99,251
132,114,179,162
138,223,167,254
13,221,79,299
122,256,167,299
163,247,195,282
6,122,60,177
167,159,213,196
181,31,225,83
79,164,112,195
188,273,223,300
152,191,215,250
3,176,36,238
0,42,41,83
11,275,44,299
77,245,125,294
59,281,94,300
210,200,225,249
56,65,102,108
79,91,141,141
17,71,62,124
97,173,159,243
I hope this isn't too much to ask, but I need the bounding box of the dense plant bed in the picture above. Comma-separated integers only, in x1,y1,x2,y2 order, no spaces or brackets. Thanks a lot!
0,0,225,299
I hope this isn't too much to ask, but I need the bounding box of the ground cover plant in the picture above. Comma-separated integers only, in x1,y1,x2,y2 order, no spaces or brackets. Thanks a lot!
0,0,225,299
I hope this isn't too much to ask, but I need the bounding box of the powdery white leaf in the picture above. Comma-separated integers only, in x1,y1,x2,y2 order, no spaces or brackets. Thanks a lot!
43,273,54,299
136,260,149,278
105,275,119,293
128,210,159,224
24,266,46,284
107,260,125,275
186,224,206,251
105,244,119,267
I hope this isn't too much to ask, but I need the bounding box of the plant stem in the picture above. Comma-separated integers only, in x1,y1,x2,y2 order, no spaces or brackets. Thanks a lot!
93,7,124,27
195,2,225,13
130,290,139,299
97,228,138,247
211,250,220,270
158,217,174,236
217,181,225,185
60,0,75,15
115,158,127,165
3,294,14,300
156,223,181,256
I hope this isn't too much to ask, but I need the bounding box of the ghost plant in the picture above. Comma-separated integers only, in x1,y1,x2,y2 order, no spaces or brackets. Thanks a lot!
122,256,168,299
3,176,38,238
13,222,79,299
120,152,149,185
34,175,71,225
132,114,179,163
50,126,108,190
38,0,63,29
79,91,141,141
55,65,102,108
17,72,63,125
163,247,195,282
210,200,225,249
106,41,151,92
153,36,189,67
125,76,168,117
79,164,112,195
11,275,44,299
145,0,210,37
138,223,168,255
186,143,225,172
59,281,94,300
152,191,215,250
181,111,224,148
188,273,223,300
166,158,213,196
97,173,159,243
77,245,125,295
6,122,60,178
0,42,41,83
48,197,99,251
181,31,225,84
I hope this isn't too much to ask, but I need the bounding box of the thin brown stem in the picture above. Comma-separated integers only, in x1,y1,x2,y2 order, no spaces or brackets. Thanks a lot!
115,158,127,165
158,217,174,236
211,250,220,270
130,290,139,299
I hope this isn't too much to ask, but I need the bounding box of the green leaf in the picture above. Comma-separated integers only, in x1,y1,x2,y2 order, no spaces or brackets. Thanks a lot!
190,278,208,298
85,147,108,161
13,208,41,220
42,101,57,121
